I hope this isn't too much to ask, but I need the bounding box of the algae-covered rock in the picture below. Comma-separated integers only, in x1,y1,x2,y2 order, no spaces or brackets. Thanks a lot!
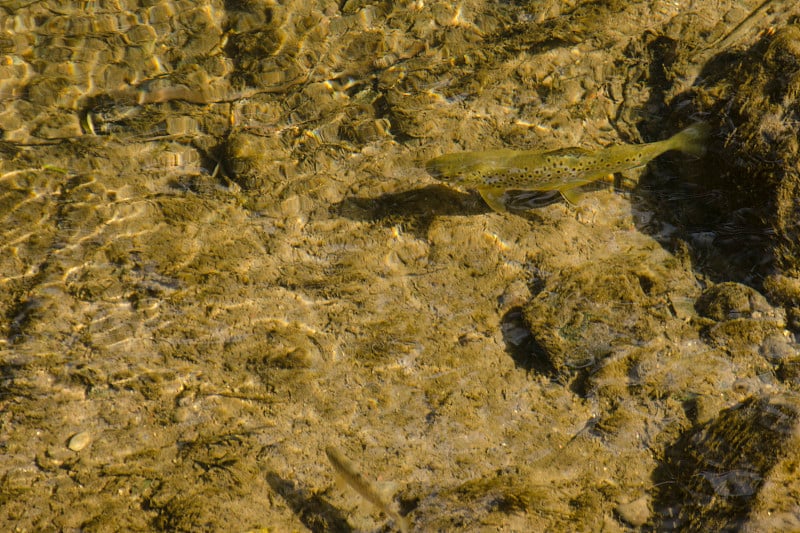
522,240,698,377
653,394,800,531
695,282,772,321
764,273,800,330
693,282,788,362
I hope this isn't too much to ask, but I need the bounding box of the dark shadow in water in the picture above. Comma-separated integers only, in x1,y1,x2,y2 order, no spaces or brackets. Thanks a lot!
500,306,558,377
266,472,352,533
504,189,565,214
333,185,485,238
333,185,562,238
335,184,488,217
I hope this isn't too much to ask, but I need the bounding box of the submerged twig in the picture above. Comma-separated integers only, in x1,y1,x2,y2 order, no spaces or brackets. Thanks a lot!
706,0,788,53
325,446,410,533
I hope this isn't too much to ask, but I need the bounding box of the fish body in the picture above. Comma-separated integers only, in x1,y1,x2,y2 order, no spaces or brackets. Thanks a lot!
426,122,710,212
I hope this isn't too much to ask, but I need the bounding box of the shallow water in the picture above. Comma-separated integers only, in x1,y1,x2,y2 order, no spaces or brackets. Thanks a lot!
2,0,800,531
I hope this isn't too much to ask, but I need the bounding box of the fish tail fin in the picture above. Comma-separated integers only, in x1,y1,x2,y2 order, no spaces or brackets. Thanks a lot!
669,122,711,157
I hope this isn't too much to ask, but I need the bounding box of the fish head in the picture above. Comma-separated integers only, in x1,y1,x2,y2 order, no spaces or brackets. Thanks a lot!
425,152,491,187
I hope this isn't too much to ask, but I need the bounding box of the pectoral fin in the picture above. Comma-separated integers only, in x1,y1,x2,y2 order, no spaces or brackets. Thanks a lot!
478,187,508,213
559,187,584,206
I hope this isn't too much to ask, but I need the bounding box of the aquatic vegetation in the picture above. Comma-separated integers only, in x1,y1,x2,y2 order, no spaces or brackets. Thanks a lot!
426,123,710,212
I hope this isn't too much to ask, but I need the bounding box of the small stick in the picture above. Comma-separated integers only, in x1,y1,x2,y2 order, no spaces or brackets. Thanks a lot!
325,446,410,533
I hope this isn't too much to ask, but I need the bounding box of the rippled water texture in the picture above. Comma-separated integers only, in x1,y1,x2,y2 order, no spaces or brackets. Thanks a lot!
2,0,800,530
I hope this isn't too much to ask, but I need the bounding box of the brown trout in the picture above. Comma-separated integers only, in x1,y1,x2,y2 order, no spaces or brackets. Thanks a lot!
425,122,710,212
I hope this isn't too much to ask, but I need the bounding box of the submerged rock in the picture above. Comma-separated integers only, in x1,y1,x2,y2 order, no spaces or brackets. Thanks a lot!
614,495,650,528
67,431,91,452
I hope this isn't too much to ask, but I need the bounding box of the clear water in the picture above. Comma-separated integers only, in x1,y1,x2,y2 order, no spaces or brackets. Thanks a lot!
1,1,799,530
